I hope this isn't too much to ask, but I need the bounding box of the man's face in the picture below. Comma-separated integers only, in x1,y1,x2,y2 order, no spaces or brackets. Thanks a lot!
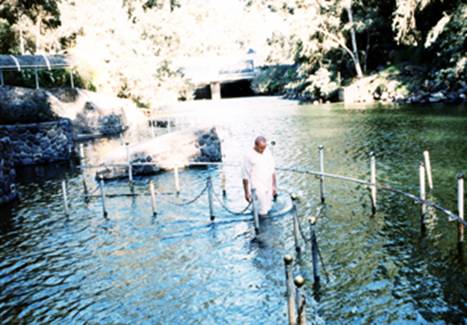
254,141,267,154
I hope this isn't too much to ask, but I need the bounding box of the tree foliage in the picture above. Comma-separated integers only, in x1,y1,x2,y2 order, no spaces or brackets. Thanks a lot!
0,0,465,104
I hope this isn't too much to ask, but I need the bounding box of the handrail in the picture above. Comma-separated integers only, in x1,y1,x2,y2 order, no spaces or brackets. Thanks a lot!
81,160,466,227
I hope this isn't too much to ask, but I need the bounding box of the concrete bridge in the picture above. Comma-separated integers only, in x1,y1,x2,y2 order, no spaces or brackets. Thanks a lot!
178,54,258,100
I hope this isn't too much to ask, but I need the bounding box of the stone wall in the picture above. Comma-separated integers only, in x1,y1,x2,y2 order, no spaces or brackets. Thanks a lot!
0,119,74,166
0,138,17,205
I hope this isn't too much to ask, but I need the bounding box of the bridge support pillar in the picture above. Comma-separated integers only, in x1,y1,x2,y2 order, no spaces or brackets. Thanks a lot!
210,82,221,100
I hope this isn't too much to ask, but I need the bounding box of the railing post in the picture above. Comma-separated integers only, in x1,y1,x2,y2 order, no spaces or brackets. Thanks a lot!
424,150,433,191
270,140,276,156
309,217,320,284
284,255,296,325
207,176,215,221
61,180,69,216
458,173,464,244
149,180,157,217
319,145,325,203
370,152,377,215
252,188,260,233
79,143,85,164
174,167,180,194
294,275,307,325
99,175,108,217
126,142,133,187
292,200,301,253
0,70,4,86
221,168,227,197
419,162,426,233
34,68,39,89
82,175,89,202
151,119,157,139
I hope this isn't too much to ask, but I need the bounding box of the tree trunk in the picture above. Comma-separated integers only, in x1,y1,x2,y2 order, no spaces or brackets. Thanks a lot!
20,29,25,55
345,2,363,78
364,31,370,74
35,17,41,54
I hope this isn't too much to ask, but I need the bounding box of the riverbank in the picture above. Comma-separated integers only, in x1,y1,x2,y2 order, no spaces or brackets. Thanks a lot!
253,63,467,106
340,64,466,105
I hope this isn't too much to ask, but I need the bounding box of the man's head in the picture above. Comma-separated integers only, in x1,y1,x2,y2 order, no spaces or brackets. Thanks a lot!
254,136,267,154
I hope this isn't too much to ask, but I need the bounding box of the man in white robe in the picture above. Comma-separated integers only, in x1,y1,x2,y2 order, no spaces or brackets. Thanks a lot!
242,136,277,216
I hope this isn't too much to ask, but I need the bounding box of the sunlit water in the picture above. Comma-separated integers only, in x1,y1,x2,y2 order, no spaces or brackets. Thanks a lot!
1,97,466,324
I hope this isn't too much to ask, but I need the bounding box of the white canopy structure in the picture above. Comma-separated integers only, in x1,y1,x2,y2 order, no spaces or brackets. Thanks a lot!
0,54,75,89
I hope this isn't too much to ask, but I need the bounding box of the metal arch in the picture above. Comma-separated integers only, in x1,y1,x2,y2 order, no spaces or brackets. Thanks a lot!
9,55,21,71
41,54,51,70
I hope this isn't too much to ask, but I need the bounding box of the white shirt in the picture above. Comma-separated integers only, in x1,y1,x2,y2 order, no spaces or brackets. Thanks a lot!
241,147,275,191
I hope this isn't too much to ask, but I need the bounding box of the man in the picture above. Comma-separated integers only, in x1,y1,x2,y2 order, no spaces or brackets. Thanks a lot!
242,136,277,216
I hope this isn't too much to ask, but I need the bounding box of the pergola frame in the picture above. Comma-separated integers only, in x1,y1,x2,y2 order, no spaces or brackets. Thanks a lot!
0,54,75,89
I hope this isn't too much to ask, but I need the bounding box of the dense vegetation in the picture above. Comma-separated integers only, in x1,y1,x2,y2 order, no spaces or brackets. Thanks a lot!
0,0,465,105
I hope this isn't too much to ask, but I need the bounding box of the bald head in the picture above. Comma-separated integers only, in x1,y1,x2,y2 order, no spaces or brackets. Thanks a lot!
255,136,267,145
254,136,267,154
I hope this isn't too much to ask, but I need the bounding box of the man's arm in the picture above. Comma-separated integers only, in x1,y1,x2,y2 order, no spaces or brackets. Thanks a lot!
243,178,251,202
272,173,277,197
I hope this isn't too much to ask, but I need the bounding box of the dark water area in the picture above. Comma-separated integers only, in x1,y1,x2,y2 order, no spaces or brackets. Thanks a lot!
0,98,466,324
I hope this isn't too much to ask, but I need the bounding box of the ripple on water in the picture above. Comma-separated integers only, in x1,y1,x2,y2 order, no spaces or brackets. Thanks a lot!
0,99,466,323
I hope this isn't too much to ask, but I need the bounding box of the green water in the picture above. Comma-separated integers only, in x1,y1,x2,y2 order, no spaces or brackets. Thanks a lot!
0,97,465,324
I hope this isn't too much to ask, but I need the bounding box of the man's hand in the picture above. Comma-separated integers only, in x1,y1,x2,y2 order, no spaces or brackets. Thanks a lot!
272,173,277,199
245,192,252,202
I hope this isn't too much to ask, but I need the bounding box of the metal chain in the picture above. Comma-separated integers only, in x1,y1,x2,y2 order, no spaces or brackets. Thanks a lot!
156,181,209,207
211,188,252,216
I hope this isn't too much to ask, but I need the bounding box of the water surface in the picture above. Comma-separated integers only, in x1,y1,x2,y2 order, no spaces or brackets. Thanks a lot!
1,98,466,324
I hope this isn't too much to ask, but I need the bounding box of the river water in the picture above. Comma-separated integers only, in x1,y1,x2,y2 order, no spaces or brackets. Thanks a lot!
0,97,466,324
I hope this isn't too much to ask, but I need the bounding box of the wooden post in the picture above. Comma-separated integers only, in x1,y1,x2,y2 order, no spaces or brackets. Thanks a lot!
252,188,260,233
126,142,133,186
99,176,108,217
34,69,39,89
319,145,325,203
419,162,426,233
424,150,433,191
61,180,69,216
370,152,377,214
207,176,214,221
284,255,297,325
149,180,157,216
294,275,307,325
458,173,464,243
174,167,180,194
292,204,301,253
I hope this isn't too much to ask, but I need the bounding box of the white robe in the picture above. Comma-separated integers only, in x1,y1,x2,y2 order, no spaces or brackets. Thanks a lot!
241,148,275,215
